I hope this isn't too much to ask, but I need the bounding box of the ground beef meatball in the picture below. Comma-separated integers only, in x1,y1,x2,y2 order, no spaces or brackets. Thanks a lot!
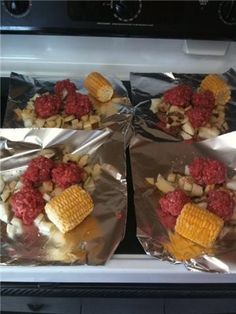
159,189,190,216
186,107,212,128
156,207,177,229
35,94,62,118
64,93,92,119
11,187,45,225
22,156,55,186
51,162,84,189
54,79,77,99
163,84,193,108
207,190,234,221
189,157,226,185
192,90,215,111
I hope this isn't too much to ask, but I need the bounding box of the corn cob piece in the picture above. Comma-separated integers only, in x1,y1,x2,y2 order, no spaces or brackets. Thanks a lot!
45,185,93,233
84,72,114,103
175,203,224,248
200,74,231,106
163,232,211,261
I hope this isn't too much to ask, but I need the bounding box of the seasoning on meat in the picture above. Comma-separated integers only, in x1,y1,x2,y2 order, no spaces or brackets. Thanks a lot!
11,187,45,225
159,188,190,216
54,79,77,99
163,84,193,108
207,190,234,221
35,94,62,118
188,157,226,185
52,162,84,189
22,156,55,186
64,93,93,118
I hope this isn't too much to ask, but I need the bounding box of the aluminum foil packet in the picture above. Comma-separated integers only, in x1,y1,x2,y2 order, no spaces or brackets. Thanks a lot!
3,72,131,130
0,126,128,265
130,131,236,273
130,69,236,141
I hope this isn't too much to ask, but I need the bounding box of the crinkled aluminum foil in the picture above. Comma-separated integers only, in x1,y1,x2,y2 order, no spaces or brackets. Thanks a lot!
130,68,236,140
130,131,236,273
3,72,132,129
0,126,128,265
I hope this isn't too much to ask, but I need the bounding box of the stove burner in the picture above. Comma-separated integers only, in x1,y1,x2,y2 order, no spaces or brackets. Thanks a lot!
3,0,31,18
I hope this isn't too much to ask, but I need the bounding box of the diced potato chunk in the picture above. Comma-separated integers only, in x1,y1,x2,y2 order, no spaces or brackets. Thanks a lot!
145,177,155,185
155,175,175,193
0,202,10,223
11,217,23,235
167,173,176,183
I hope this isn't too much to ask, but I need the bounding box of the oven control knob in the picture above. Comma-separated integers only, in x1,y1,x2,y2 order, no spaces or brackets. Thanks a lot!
218,1,236,25
3,0,31,17
111,0,142,22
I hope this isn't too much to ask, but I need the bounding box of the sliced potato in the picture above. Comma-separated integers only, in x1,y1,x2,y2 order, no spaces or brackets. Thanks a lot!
14,108,22,119
79,154,89,167
198,127,220,139
145,177,155,185
180,131,193,140
191,183,203,197
38,221,55,236
150,98,162,113
35,118,46,128
46,120,56,127
226,180,236,191
11,217,24,235
9,181,17,192
47,115,59,121
0,175,5,194
83,121,92,130
34,213,45,227
43,193,51,202
92,164,101,180
155,174,175,193
81,115,89,122
6,224,17,239
167,173,176,183
40,149,55,159
84,176,95,192
0,202,10,223
23,119,33,128
1,185,11,202
64,115,75,122
182,121,195,136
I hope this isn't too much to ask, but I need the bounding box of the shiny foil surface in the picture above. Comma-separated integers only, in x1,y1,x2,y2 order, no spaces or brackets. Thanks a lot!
130,131,236,273
3,72,131,129
130,68,236,140
0,126,128,265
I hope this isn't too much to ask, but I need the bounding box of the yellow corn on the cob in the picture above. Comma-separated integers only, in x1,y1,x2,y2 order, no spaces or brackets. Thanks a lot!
163,232,212,261
84,72,114,103
175,203,224,248
200,74,231,106
45,185,93,233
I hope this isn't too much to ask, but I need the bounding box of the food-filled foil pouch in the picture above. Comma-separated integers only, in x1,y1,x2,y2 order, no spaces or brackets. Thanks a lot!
0,125,128,265
130,68,236,141
3,72,131,129
130,130,236,273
